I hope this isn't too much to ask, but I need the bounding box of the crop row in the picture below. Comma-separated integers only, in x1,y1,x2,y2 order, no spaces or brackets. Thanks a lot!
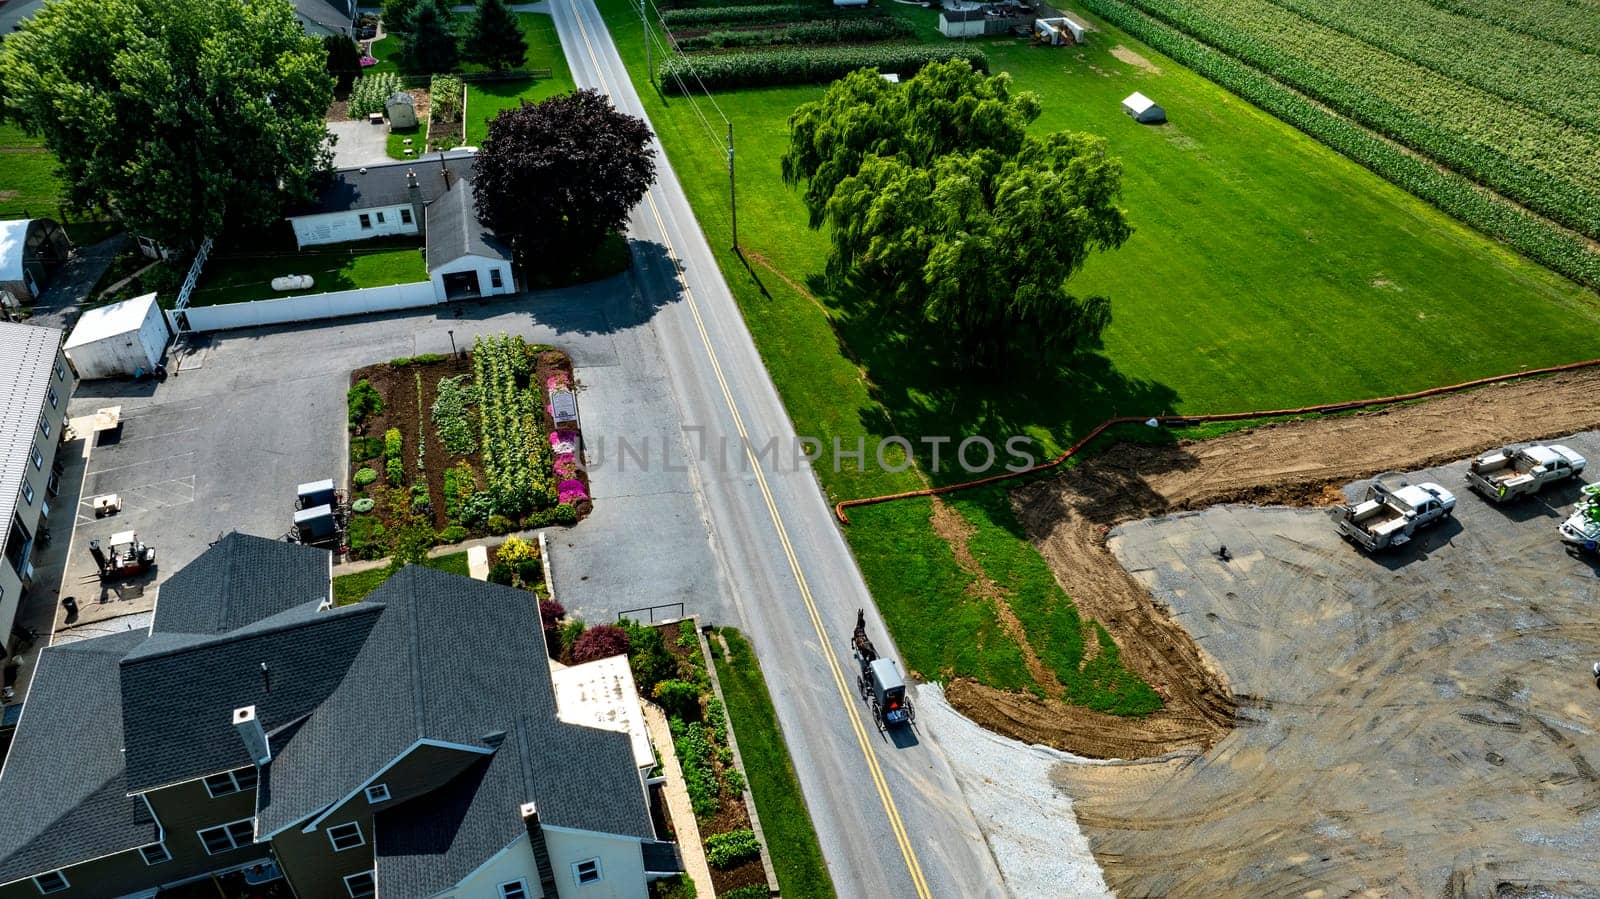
675,16,914,51
1117,0,1600,240
472,335,554,518
661,3,839,27
1420,0,1600,57
1074,0,1600,289
659,45,986,93
1264,0,1600,133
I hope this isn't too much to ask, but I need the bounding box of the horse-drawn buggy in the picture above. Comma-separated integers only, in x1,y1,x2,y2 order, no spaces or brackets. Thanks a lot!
851,610,913,731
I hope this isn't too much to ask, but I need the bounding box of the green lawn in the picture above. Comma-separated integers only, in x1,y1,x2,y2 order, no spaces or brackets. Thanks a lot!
333,551,472,605
187,237,427,306
595,0,1600,704
0,123,65,220
709,629,834,899
463,13,577,144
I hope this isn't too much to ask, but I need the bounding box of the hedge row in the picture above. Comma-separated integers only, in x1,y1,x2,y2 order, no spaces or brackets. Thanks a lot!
1075,0,1600,289
659,45,986,93
676,16,914,50
662,3,842,26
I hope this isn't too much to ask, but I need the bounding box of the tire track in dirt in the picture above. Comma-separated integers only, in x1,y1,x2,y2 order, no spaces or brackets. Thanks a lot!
949,370,1600,759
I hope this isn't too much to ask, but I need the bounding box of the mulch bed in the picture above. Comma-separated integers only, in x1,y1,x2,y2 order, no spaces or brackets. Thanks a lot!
654,623,767,895
351,354,473,533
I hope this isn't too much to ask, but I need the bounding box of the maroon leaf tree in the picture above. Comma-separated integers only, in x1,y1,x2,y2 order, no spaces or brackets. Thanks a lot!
473,89,656,269
538,600,565,660
570,623,632,664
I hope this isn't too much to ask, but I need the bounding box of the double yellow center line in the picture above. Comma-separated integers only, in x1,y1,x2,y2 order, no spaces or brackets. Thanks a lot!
564,7,932,896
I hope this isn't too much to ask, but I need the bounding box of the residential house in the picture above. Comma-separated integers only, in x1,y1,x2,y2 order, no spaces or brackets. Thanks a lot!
286,154,516,301
0,220,71,311
0,534,678,898
294,0,357,36
0,322,75,658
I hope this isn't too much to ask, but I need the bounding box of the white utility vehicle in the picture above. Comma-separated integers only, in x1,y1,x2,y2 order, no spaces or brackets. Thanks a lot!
1466,444,1585,502
1337,482,1456,551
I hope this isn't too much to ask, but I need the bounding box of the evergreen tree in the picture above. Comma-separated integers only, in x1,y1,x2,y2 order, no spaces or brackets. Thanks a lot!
463,0,526,73
398,0,458,74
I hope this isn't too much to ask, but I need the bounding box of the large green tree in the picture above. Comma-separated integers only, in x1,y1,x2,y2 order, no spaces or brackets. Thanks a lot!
463,0,527,73
399,0,459,75
783,61,1130,367
0,0,333,246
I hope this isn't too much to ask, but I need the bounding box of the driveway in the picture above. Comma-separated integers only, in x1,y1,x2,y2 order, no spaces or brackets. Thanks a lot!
46,279,725,638
327,119,393,169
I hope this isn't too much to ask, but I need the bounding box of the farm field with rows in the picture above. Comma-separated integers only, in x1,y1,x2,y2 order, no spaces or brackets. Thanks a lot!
1105,0,1600,242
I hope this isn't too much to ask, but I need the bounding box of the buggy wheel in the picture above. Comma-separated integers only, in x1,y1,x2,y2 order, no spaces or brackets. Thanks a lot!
856,674,869,700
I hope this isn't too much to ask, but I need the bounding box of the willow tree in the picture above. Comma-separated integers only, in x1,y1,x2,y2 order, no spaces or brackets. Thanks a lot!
782,60,1130,367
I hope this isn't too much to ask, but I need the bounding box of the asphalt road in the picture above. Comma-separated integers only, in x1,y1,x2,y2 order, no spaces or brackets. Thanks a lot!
548,2,1008,896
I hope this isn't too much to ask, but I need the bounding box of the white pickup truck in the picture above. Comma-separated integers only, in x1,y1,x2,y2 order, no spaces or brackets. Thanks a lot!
1337,482,1456,551
1466,444,1586,502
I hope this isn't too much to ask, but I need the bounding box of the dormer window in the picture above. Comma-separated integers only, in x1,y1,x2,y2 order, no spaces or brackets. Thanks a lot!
204,766,258,798
365,783,390,804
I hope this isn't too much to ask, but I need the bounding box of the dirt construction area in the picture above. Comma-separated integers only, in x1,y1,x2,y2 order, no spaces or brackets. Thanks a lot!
975,372,1600,894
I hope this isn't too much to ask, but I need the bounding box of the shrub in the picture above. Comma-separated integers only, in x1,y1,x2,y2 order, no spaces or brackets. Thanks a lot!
621,620,678,694
539,600,565,658
350,436,384,462
723,765,746,796
486,513,516,535
560,618,586,660
661,2,832,26
571,624,631,663
488,560,517,585
384,428,405,486
676,16,913,50
350,72,405,118
352,497,377,514
437,524,467,544
1077,0,1600,289
353,467,378,487
719,887,769,899
431,74,464,120
660,45,986,94
653,679,702,721
705,829,759,869
706,697,727,745
443,461,476,521
497,535,537,566
388,353,449,367
347,379,383,426
348,516,389,559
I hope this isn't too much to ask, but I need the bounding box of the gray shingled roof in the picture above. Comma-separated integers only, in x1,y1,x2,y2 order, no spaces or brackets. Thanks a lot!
0,631,158,886
424,181,512,270
0,322,62,558
295,0,354,32
120,603,383,793
152,533,331,635
290,154,477,217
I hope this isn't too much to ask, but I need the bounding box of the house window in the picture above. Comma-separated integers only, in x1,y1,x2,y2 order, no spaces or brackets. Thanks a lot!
359,213,372,229
31,871,68,894
400,208,413,225
498,880,530,899
490,269,504,289
197,818,255,855
344,871,376,898
327,821,365,852
376,211,386,224
573,857,602,885
21,482,34,507
37,415,49,439
53,359,65,381
204,767,258,798
31,444,42,471
364,783,390,804
139,842,173,865
46,386,58,409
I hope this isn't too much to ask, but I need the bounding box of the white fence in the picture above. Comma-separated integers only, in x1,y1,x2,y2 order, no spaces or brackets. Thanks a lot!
170,280,440,333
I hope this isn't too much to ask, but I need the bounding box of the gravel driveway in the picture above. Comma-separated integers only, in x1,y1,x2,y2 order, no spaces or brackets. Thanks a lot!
327,119,392,168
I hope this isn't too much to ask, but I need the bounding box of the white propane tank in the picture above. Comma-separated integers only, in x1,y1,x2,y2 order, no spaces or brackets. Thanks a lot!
270,275,314,292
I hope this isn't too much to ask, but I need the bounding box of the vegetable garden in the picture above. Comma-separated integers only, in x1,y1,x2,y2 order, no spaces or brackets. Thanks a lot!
345,335,590,560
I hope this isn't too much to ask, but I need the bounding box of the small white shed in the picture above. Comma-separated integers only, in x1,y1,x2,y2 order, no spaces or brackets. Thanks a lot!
939,7,986,38
385,92,418,129
1122,92,1166,124
64,292,171,379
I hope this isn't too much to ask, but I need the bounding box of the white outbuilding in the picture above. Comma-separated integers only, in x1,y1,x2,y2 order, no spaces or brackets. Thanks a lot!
939,7,986,38
385,92,418,129
63,291,171,379
1122,92,1166,124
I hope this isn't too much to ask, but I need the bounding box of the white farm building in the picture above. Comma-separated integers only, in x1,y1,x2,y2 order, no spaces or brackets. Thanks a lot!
1122,92,1166,124
63,291,171,379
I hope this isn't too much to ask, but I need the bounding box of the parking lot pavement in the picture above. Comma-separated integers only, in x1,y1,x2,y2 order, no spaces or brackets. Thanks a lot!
1061,431,1600,896
45,273,726,636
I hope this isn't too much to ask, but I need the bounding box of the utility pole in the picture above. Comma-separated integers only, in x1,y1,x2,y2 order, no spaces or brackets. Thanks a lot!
727,122,738,251
641,0,651,84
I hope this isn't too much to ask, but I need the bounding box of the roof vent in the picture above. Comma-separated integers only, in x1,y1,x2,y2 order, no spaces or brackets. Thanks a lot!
481,730,507,748
406,168,418,188
520,801,538,820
